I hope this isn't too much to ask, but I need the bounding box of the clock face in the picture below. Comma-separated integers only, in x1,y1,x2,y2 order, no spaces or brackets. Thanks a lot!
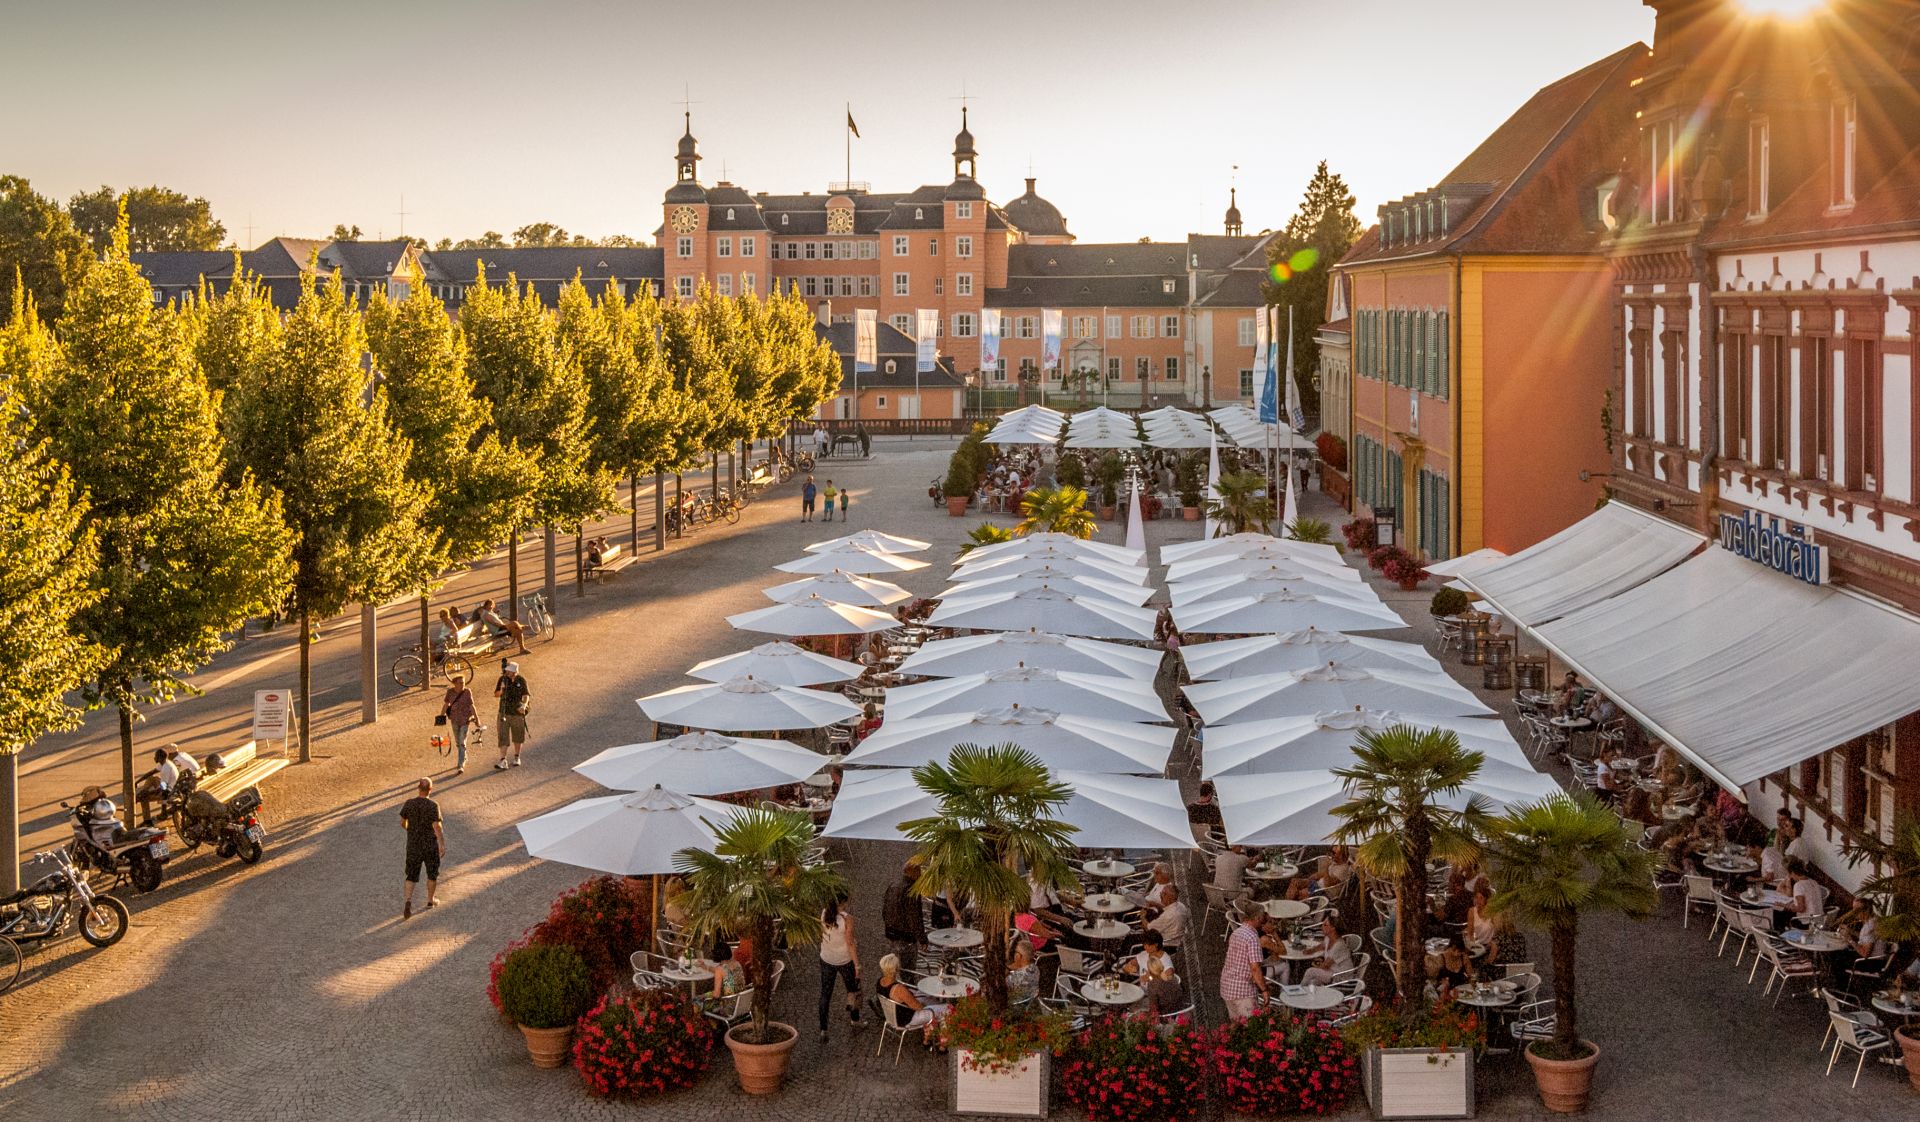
827,207,854,234
669,206,700,234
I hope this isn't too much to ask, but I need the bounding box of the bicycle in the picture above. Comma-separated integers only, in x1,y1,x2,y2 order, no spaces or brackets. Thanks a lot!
392,644,475,690
795,450,816,472
710,489,743,523
432,716,487,759
519,592,554,640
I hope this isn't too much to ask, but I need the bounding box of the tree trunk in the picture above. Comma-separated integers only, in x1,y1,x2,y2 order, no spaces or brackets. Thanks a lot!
359,603,377,725
711,453,719,501
297,606,313,764
542,525,557,623
750,913,777,1043
674,475,684,539
630,473,640,550
1395,811,1431,1005
573,532,585,599
1551,919,1578,1057
980,903,1010,1012
507,530,520,622
418,594,431,692
119,700,136,831
653,471,665,551
0,751,17,895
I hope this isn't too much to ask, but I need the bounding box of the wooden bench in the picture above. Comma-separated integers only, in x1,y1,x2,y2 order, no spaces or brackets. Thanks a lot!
197,741,290,803
446,621,508,657
585,543,636,581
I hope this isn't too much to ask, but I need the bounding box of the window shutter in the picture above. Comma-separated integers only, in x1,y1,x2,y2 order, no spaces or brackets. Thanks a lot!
1438,311,1450,399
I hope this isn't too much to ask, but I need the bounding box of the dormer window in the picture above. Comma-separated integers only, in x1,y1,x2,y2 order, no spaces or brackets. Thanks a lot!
1413,207,1423,240
1830,97,1856,209
1747,118,1770,219
1162,279,1176,294
725,208,735,220
914,207,924,220
781,214,789,226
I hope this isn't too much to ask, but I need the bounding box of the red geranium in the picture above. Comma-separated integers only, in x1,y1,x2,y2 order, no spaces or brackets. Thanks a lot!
487,875,655,1013
572,989,715,1098
1062,1013,1208,1122
1209,1009,1357,1116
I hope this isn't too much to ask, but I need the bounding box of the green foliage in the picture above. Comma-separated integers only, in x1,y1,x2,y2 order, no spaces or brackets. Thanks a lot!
944,447,978,497
1205,471,1274,535
903,744,1077,1011
1287,516,1333,544
1093,451,1124,507
1264,161,1363,417
1340,1000,1486,1053
0,175,89,323
1600,388,1616,454
1482,793,1657,1058
496,943,593,1030
1174,454,1203,507
557,276,682,486
1846,818,1920,947
184,263,283,401
69,184,225,253
940,994,1072,1074
1429,587,1471,617
960,523,1015,556
673,806,846,1043
1054,453,1087,490
1016,485,1096,540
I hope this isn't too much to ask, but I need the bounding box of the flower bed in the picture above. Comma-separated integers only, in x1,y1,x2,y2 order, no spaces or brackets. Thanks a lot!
1062,1014,1208,1122
488,875,655,1013
572,989,716,1098
1210,1009,1357,1116
940,995,1072,1075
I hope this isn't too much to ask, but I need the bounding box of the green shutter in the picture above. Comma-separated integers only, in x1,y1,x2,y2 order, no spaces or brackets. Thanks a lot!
1438,311,1450,399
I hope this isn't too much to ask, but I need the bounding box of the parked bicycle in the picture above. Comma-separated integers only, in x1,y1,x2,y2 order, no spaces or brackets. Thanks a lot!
519,592,554,640
391,642,474,689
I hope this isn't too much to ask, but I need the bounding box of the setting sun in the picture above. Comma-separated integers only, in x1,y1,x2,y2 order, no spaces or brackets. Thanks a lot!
1737,0,1829,18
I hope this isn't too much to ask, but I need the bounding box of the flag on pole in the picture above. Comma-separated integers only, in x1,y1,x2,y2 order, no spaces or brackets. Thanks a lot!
980,308,1002,372
914,308,939,373
1284,306,1305,432
1255,305,1277,423
855,308,877,373
846,110,860,138
1041,309,1063,372
1203,430,1221,540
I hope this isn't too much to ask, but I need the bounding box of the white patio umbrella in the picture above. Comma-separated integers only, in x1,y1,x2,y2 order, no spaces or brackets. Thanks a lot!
1172,590,1406,635
1183,663,1493,725
1422,548,1508,579
937,573,1154,608
1169,568,1379,608
930,586,1160,641
1180,629,1439,681
1138,406,1207,426
841,705,1175,774
898,630,1163,680
727,593,901,637
1165,550,1361,585
823,768,1196,850
1199,709,1531,779
1161,533,1346,567
575,730,826,794
804,529,932,555
1218,765,1563,846
961,532,1146,567
1062,428,1142,449
764,570,913,609
638,675,862,732
515,785,738,875
1141,423,1216,450
774,545,931,576
983,424,1063,445
951,553,1151,586
687,640,865,686
884,665,1170,723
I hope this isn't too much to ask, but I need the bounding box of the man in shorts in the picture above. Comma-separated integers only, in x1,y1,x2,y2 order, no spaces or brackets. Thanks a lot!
494,661,530,769
400,777,444,919
802,475,817,522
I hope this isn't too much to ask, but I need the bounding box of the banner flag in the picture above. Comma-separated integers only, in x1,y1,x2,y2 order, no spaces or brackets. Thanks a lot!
1255,305,1277,424
855,308,877,372
1284,305,1305,432
915,308,939,373
979,308,1002,371
1041,309,1063,372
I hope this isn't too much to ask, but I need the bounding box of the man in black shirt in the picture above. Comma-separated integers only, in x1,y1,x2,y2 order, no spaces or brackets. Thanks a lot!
494,661,530,770
400,777,444,919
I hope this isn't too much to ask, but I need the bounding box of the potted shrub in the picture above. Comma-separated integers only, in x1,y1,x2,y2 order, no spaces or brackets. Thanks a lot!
495,943,593,1068
674,806,846,1095
1056,453,1087,491
1844,818,1920,1088
1382,550,1430,591
944,450,976,516
572,988,716,1098
1482,792,1658,1113
1093,452,1124,520
1014,485,1096,540
1342,1002,1486,1119
1341,517,1377,553
1430,587,1471,617
1062,1013,1209,1122
1203,471,1274,536
1209,1008,1357,1116
1175,456,1203,520
904,744,1078,1116
487,875,657,1017
1285,516,1333,545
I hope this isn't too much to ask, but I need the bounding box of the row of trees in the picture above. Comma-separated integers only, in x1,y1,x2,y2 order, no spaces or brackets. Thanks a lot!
1,177,226,321
0,214,840,890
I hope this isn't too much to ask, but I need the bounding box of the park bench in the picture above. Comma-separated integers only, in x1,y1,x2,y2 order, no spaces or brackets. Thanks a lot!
446,621,511,657
197,741,289,803
585,543,636,582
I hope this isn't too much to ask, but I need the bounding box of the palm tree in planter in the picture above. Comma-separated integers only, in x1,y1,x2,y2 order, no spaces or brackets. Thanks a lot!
1015,485,1096,540
1330,725,1490,1005
673,806,846,1094
1844,817,1920,1087
1204,470,1275,535
960,522,1016,556
1481,792,1656,1113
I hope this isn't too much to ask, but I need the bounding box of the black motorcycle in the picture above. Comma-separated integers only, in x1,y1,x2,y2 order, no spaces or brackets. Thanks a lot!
165,773,266,865
64,796,170,893
0,847,131,949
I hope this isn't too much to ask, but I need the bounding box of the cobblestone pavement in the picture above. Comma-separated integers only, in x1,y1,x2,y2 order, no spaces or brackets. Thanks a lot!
1,438,1913,1120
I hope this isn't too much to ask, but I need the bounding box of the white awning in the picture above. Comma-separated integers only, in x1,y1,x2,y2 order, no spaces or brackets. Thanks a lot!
1462,502,1703,626
1534,548,1920,790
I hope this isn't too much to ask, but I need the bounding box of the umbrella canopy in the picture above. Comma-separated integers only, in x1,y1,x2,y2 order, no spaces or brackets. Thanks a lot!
962,533,1146,567
638,675,863,731
983,424,1063,445
1422,547,1508,579
515,785,738,875
898,630,1163,680
774,545,931,576
841,705,1175,773
1199,709,1531,779
1161,533,1346,567
884,665,1169,723
1141,423,1216,450
1165,551,1361,586
1062,428,1142,449
823,768,1196,850
575,730,826,794
727,593,901,637
930,586,1160,640
1217,765,1562,846
805,529,932,555
1169,568,1378,608
1138,406,1208,426
937,573,1155,608
687,640,865,686
1180,630,1438,681
952,553,1150,586
1184,663,1494,725
764,571,913,609
1172,590,1406,635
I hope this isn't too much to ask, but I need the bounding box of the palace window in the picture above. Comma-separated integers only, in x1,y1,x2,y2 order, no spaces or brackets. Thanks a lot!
1760,334,1788,470
956,273,974,297
1106,315,1121,339
990,359,1007,383
956,236,973,258
1162,315,1180,338
715,273,732,296
1238,317,1256,347
804,242,818,260
1165,356,1180,380
784,242,798,259
675,276,693,298
1072,316,1095,339
840,277,855,296
857,276,874,297
1108,357,1121,382
953,312,976,337
1801,331,1834,479
1844,335,1881,491
893,273,909,296
891,313,911,334
928,238,939,256
956,202,973,219
934,277,943,296
1012,316,1033,339
716,237,732,258
1239,369,1255,397
859,241,876,259
741,273,755,295
1135,356,1151,380
822,241,836,260
1131,315,1152,338
741,236,755,257
676,236,692,258
893,235,909,255
802,277,818,297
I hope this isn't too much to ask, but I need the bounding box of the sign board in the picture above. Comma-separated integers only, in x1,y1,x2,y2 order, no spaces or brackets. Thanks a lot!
1718,510,1826,585
252,689,290,741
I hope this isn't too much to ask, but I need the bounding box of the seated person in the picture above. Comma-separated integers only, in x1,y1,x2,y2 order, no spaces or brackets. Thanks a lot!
1319,915,1354,972
1211,845,1252,897
855,703,883,741
1313,845,1354,894
447,604,470,627
1782,859,1829,929
1027,873,1077,930
1593,745,1624,801
1186,780,1222,828
1147,886,1189,952
1621,786,1662,827
1007,930,1040,1003
704,944,747,1009
661,875,691,928
1781,817,1817,865
1584,692,1620,725
1122,929,1178,979
1131,964,1185,1018
585,538,606,569
1752,840,1787,888
1426,937,1473,998
1464,889,1497,953
433,607,459,653
1013,911,1060,952
475,598,528,655
1431,872,1472,928
877,953,949,1031
1551,672,1582,715
1299,953,1340,988
1128,863,1176,912
1485,914,1529,977
134,747,176,824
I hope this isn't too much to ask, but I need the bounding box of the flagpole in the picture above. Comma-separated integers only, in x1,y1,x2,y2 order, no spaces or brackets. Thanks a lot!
845,102,851,188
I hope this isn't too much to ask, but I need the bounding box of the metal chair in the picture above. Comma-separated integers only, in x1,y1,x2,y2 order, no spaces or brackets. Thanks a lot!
701,987,755,1028
1677,875,1717,929
1510,998,1556,1045
874,996,932,1064
1825,1012,1892,1088
1754,934,1818,1004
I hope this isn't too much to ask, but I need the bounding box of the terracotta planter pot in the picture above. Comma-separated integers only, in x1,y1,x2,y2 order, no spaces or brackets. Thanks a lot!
1181,506,1200,521
518,1023,574,1069
1525,1040,1600,1113
1898,1027,1920,1091
725,1021,799,1094
946,496,969,517
1097,506,1116,520
1397,577,1421,591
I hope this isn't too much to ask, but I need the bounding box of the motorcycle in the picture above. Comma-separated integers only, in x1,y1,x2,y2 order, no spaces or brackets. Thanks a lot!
64,791,170,894
164,772,267,866
929,478,945,506
0,846,131,948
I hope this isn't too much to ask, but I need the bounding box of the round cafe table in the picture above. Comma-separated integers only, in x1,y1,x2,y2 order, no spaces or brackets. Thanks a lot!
1782,929,1849,954
917,973,980,1001
1739,888,1791,909
1871,994,1920,1023
660,958,716,992
1073,918,1133,943
1279,984,1345,1011
1453,982,1517,1009
1082,858,1135,880
1244,862,1300,882
1081,892,1134,916
1261,898,1311,921
1081,978,1145,1007
1702,855,1758,875
927,926,984,951
1271,937,1327,962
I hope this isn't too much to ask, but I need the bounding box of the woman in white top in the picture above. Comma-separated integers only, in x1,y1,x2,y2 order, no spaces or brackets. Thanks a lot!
816,892,862,1037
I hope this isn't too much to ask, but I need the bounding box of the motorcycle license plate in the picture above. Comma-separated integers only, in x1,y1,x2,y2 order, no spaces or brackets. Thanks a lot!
245,825,265,844
148,840,169,859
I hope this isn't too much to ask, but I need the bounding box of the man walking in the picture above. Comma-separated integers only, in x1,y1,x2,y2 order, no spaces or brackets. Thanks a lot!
881,857,925,972
400,777,444,919
814,424,829,460
493,661,530,770
441,673,477,775
801,475,817,522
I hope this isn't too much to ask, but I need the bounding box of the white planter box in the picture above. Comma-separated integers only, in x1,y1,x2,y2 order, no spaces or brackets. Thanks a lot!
950,1048,1049,1117
1364,1046,1475,1119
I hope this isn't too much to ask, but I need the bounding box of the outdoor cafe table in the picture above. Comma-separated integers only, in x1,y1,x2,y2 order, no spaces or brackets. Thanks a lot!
1081,978,1145,1007
1081,892,1134,916
1782,929,1849,954
1271,936,1327,962
660,958,715,991
1739,887,1792,909
1082,858,1135,880
1074,918,1133,943
1261,898,1311,921
1278,984,1345,1012
1872,993,1920,1023
1703,854,1758,876
1244,862,1300,882
917,973,980,1001
928,926,985,951
1453,981,1518,1009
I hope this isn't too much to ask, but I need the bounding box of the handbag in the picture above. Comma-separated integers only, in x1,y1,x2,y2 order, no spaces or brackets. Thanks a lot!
433,714,448,726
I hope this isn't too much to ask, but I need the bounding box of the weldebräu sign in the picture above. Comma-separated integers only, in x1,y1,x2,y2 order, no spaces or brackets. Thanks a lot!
1718,510,1827,586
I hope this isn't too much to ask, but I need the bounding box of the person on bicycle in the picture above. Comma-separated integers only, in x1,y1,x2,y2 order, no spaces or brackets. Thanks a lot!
476,598,528,655
802,475,817,522
441,674,477,774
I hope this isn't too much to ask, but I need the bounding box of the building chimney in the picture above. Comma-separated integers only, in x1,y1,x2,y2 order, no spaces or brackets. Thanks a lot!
816,299,832,326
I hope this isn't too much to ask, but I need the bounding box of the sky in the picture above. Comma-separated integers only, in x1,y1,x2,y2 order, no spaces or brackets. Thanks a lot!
2,0,1657,247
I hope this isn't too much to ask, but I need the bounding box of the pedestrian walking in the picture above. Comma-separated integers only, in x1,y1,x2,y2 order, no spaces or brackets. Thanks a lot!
821,480,838,530
814,424,829,460
493,661,530,770
801,475,817,522
881,858,924,973
400,777,444,919
837,485,850,522
817,890,862,1038
856,424,871,458
441,674,477,774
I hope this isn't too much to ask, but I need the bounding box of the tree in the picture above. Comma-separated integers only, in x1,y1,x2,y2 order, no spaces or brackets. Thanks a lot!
600,234,642,248
902,744,1077,1011
0,289,110,892
1015,485,1096,539
1482,793,1656,1061
0,176,89,323
454,232,508,250
70,185,226,252
331,223,364,242
224,271,432,760
1845,818,1920,966
959,523,1015,555
674,806,846,1045
15,220,292,819
1205,470,1275,535
1330,725,1490,1005
512,223,573,248
184,263,283,399
1265,161,1363,418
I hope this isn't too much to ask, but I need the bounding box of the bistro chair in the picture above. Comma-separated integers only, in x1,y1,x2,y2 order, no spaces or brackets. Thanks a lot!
1679,875,1717,929
1845,953,1895,998
1819,989,1878,1054
1825,1012,1893,1088
702,987,755,1029
632,969,674,992
1753,933,1818,1003
874,996,932,1064
1510,999,1556,1045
